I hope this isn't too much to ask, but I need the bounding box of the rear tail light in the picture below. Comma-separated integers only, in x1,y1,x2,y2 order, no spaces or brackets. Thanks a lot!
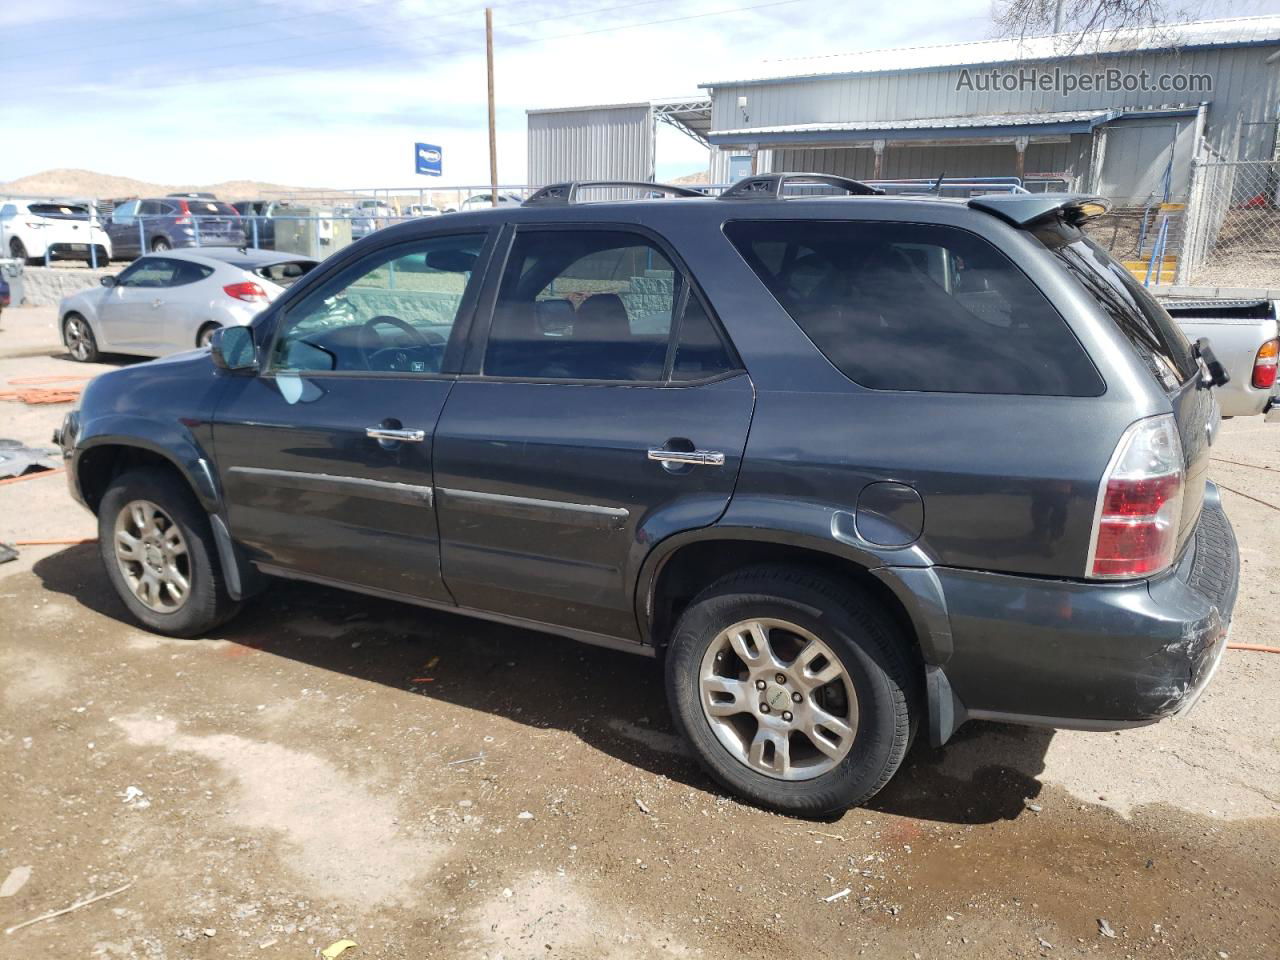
223,282,268,302
1087,414,1184,579
1253,339,1278,389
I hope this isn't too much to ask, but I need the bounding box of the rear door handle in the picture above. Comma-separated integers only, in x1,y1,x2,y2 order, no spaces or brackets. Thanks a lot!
366,426,425,443
647,448,725,466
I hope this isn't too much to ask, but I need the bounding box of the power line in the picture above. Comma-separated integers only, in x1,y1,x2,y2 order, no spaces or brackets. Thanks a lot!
3,0,550,63
510,0,807,46
34,0,811,98
3,0,724,80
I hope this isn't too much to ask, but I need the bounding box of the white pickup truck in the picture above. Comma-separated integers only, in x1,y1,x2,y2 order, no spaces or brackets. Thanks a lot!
1163,298,1279,418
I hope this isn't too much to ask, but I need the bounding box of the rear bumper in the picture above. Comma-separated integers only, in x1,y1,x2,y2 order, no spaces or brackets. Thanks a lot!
47,242,109,260
924,482,1238,743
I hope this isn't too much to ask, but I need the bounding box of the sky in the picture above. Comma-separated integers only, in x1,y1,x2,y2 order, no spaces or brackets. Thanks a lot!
3,0,1278,189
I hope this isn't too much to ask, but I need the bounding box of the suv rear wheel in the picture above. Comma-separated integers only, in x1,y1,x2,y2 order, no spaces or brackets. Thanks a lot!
665,566,915,816
98,467,240,637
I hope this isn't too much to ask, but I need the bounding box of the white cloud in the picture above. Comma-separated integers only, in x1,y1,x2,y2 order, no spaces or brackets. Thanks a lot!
3,0,1272,188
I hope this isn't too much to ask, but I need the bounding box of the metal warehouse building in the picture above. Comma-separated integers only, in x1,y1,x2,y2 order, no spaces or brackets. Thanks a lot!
527,16,1280,207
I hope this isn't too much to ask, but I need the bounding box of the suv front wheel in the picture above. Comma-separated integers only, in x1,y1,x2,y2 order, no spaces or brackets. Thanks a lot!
98,467,240,637
666,566,915,816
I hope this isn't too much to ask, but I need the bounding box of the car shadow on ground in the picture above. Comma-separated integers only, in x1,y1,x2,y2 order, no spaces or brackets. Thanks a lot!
34,543,1052,825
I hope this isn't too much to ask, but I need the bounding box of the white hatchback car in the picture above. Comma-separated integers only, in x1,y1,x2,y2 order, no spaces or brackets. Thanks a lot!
58,248,316,362
1,199,112,265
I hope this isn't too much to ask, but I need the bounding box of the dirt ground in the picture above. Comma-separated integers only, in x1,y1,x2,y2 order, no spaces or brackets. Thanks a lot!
1,304,1278,960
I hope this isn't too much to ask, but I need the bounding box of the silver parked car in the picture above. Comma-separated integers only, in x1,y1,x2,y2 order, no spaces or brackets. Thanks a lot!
59,248,316,362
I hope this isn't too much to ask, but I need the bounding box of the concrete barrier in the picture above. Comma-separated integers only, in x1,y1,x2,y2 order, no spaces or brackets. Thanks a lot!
16,266,114,307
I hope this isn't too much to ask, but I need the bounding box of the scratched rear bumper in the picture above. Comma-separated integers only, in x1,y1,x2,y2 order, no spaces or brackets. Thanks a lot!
931,482,1238,732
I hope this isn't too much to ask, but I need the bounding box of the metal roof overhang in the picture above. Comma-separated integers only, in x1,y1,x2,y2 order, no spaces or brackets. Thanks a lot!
652,98,714,146
708,109,1122,147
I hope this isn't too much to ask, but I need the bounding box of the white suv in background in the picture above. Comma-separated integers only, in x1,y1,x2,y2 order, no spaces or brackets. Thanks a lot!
0,199,112,265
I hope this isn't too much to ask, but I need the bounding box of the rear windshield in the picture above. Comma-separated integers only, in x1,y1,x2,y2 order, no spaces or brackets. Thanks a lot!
253,260,316,286
1036,226,1196,389
27,203,91,220
184,200,238,217
724,219,1104,396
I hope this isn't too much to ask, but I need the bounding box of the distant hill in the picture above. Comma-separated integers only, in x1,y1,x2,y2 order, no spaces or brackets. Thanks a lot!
671,170,710,185
0,168,319,201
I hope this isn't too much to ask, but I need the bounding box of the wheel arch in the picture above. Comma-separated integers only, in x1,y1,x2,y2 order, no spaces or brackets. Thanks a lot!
75,433,219,516
195,320,222,348
639,531,946,670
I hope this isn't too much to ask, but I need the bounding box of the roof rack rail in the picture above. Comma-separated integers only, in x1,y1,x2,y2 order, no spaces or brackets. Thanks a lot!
523,181,706,205
717,172,884,200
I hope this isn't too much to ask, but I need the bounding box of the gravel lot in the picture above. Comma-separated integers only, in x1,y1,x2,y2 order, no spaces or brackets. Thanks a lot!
1,304,1278,959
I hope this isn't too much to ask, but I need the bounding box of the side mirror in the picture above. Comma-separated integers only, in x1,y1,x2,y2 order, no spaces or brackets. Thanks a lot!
210,325,258,371
100,275,117,288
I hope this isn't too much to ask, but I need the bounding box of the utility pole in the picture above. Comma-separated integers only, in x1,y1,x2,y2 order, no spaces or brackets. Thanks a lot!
1052,0,1065,33
486,8,498,207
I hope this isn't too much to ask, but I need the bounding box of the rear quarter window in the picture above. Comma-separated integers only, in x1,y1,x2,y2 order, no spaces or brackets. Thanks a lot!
724,220,1104,396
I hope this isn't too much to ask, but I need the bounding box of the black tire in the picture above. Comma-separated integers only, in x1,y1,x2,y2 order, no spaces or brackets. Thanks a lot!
151,236,171,252
10,237,38,265
665,565,916,817
98,467,240,637
196,322,221,348
62,312,99,363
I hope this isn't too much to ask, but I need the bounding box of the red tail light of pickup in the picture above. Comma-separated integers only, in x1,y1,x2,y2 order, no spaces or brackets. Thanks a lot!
1253,339,1278,390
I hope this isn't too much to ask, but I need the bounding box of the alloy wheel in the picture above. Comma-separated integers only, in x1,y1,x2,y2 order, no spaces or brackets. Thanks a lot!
113,500,192,613
65,317,93,361
699,618,858,781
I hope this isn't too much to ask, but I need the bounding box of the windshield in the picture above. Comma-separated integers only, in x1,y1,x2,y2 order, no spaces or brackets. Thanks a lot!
1036,224,1197,389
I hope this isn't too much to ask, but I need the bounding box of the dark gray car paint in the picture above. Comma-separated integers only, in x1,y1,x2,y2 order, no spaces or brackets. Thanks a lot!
60,193,1238,745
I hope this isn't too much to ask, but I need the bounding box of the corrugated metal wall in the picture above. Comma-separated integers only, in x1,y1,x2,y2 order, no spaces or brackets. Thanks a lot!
527,104,655,186
712,44,1280,162
773,138,1091,185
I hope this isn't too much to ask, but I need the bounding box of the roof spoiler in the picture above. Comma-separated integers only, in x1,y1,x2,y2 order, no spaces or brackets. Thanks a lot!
968,193,1111,228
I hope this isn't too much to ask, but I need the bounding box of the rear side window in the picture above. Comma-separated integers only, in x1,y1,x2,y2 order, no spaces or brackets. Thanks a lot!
254,260,315,286
484,229,736,383
724,220,1103,396
117,257,210,287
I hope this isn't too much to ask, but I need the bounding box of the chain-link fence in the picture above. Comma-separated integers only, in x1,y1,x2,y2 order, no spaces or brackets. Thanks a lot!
1180,159,1280,288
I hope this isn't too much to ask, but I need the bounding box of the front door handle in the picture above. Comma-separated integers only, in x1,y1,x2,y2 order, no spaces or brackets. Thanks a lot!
366,426,425,443
151,299,162,308
647,448,725,467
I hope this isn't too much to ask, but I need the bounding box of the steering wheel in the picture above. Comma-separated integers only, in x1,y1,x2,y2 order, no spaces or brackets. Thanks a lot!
356,315,444,371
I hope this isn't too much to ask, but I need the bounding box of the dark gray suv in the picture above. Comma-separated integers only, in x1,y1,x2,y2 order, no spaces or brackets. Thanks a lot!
56,174,1238,815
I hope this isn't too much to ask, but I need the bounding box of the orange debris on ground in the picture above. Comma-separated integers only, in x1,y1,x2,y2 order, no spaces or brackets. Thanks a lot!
0,374,89,405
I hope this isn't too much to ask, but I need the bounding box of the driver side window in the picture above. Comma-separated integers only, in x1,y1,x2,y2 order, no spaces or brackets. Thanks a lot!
270,233,486,375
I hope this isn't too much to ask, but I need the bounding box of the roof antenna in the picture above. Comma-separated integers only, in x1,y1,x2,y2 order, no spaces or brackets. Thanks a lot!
933,171,946,196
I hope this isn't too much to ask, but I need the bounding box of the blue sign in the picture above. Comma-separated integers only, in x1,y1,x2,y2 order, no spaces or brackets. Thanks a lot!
415,142,442,177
